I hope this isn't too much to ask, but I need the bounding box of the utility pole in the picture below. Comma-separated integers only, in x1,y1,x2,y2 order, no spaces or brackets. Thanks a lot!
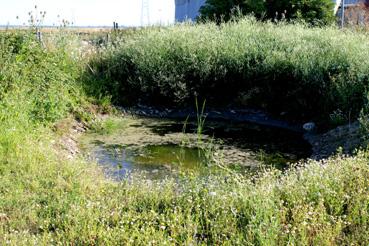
186,0,189,20
158,8,162,26
141,0,150,26
341,0,345,28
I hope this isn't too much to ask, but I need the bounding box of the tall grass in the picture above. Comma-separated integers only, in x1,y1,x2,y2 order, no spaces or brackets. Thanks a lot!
0,27,368,244
2,146,369,244
91,17,369,124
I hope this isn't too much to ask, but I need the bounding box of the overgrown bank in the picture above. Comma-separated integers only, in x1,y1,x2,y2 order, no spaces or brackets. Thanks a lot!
91,18,369,125
0,27,368,244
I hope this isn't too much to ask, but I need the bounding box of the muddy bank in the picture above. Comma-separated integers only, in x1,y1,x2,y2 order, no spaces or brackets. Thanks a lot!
305,121,364,160
52,118,87,160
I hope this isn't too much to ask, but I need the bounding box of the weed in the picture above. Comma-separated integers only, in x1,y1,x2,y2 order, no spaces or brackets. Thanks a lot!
90,117,128,135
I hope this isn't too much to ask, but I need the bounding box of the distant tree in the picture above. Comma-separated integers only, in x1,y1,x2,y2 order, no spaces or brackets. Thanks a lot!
198,0,267,22
267,0,336,25
199,0,336,25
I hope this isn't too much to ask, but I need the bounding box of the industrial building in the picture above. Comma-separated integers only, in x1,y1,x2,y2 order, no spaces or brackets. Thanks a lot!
175,0,206,21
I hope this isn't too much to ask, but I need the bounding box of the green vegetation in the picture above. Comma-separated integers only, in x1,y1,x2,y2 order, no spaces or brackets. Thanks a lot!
199,0,267,21
90,116,129,135
199,0,335,25
0,21,368,244
266,0,336,25
91,18,369,124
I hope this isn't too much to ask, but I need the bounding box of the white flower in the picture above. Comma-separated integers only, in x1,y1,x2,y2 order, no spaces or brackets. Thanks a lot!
209,191,217,196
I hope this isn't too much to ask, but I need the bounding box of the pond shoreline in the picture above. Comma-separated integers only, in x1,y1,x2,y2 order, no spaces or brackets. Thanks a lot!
117,105,305,133
77,111,314,181
118,105,365,160
57,105,363,173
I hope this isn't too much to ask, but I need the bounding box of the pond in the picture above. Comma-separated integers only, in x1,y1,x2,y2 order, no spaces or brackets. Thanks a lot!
79,116,312,180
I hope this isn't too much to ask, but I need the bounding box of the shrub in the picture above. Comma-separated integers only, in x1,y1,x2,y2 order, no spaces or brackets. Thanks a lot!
91,18,369,123
0,32,83,124
199,0,267,22
267,0,336,25
199,0,336,25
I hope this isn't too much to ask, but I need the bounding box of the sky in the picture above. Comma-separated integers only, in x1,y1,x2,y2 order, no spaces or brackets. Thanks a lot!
0,0,175,27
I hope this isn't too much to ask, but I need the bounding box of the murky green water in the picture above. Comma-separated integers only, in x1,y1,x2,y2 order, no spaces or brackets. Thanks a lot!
90,144,212,180
80,117,312,180
134,144,207,168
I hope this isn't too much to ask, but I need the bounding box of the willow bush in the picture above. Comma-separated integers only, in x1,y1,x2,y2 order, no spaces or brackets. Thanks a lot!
199,0,335,25
91,18,369,124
